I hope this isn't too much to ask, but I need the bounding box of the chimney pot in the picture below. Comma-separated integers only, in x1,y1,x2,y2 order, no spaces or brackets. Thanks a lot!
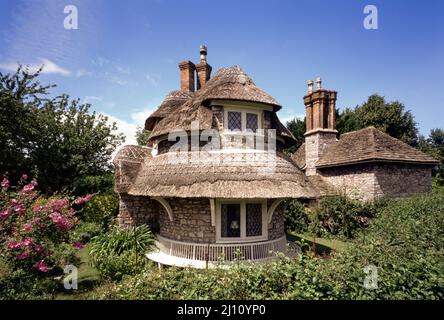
307,80,313,94
196,45,212,90
316,77,322,90
200,45,207,62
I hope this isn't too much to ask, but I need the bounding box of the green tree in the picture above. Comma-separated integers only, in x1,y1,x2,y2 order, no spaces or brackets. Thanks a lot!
135,126,150,146
0,66,125,194
418,128,444,185
336,94,418,145
285,117,306,154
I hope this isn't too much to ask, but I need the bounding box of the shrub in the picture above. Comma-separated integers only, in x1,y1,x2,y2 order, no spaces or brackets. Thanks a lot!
82,193,119,230
70,222,103,244
284,200,309,233
71,174,115,196
93,193,444,300
309,196,376,239
89,225,155,281
0,175,91,298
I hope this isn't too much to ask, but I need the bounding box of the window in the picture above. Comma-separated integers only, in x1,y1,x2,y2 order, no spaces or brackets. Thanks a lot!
221,204,241,237
217,200,267,242
224,108,262,132
227,111,242,131
246,203,262,236
246,113,258,132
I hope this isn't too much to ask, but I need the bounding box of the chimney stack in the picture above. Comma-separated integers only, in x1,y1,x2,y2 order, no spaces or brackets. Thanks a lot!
303,78,338,176
179,60,196,92
304,77,337,133
196,45,212,90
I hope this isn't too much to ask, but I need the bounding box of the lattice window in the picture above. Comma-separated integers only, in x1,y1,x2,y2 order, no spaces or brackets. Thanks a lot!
246,203,262,237
221,204,241,237
246,113,258,132
227,111,242,130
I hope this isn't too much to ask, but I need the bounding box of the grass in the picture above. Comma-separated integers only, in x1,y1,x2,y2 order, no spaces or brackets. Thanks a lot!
55,245,103,300
287,232,347,256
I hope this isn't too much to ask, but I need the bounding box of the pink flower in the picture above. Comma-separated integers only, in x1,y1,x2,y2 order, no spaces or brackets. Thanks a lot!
50,212,73,231
10,199,18,206
22,223,33,232
13,203,25,214
16,250,30,260
72,241,84,250
7,240,21,250
34,244,45,253
23,183,35,193
22,238,35,247
0,209,10,220
34,260,49,272
48,198,69,211
31,179,38,187
1,178,9,189
21,174,28,181
74,194,94,205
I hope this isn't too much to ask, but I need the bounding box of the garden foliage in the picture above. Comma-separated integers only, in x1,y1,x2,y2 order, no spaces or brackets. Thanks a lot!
94,193,444,300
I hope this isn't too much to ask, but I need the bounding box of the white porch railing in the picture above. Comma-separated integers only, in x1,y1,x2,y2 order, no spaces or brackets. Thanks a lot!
155,234,288,262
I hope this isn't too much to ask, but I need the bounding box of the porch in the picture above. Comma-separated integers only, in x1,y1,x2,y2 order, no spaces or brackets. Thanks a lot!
146,234,299,268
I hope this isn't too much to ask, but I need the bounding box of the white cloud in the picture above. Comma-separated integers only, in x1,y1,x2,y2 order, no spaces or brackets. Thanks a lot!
130,109,155,126
0,58,71,76
108,75,128,86
102,113,138,159
145,74,158,86
103,113,138,145
83,96,104,104
76,69,94,78
116,65,130,74
277,112,305,125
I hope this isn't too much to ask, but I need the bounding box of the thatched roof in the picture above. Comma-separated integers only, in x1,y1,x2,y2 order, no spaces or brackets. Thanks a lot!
145,91,194,131
113,145,153,193
292,143,306,169
127,151,318,199
316,127,439,168
197,66,281,109
148,66,284,142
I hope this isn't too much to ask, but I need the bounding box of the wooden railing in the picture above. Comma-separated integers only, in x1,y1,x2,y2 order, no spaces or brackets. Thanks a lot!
155,234,289,262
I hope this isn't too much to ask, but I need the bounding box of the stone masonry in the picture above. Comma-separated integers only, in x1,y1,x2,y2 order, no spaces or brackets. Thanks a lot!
319,163,433,201
159,198,215,243
267,201,285,240
304,131,337,176
118,195,285,243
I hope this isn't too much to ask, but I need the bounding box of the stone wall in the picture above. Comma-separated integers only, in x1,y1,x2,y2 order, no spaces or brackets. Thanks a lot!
305,131,337,176
374,163,433,198
159,198,216,243
118,195,286,243
319,163,377,201
267,201,285,240
118,194,160,229
319,163,434,201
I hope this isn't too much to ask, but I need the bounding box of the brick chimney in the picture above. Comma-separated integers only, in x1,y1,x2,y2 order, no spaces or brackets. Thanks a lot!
304,77,338,176
196,45,212,90
179,60,196,92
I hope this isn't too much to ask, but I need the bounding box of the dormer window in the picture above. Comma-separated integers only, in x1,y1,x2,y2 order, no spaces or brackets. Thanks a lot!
224,107,262,132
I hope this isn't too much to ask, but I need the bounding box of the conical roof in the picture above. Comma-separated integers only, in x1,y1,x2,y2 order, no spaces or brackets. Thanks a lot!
147,66,287,141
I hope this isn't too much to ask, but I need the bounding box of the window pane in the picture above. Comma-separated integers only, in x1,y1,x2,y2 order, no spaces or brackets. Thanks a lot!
227,111,242,130
221,204,241,237
246,113,258,132
246,203,262,237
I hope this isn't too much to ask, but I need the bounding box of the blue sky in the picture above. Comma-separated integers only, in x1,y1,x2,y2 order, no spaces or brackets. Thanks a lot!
0,0,443,144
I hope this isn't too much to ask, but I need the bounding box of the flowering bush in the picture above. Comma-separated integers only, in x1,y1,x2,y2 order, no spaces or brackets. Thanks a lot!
0,175,92,278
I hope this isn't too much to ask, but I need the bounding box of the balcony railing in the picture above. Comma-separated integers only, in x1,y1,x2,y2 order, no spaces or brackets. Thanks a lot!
154,234,291,263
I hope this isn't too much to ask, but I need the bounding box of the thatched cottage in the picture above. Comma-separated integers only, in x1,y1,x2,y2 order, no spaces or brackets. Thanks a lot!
113,46,437,267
